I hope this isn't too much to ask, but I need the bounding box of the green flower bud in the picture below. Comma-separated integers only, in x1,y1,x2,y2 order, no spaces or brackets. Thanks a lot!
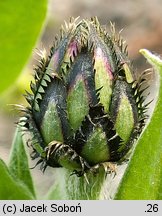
22,17,149,176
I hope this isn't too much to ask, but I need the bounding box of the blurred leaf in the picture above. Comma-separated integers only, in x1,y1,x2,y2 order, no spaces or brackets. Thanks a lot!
8,124,36,198
0,159,34,199
115,49,162,199
0,69,33,111
0,0,47,94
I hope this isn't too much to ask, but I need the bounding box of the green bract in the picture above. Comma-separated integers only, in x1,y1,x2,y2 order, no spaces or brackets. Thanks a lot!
22,17,148,176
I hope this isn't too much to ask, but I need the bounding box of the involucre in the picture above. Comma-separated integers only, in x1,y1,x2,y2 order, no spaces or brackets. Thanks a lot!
21,17,149,176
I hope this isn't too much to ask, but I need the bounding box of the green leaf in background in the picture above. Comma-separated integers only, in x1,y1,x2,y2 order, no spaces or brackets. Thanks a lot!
0,0,47,94
115,49,162,200
0,159,34,200
8,124,36,198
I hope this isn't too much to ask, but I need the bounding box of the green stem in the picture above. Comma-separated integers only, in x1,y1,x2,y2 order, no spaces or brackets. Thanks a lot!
46,163,129,200
46,167,106,200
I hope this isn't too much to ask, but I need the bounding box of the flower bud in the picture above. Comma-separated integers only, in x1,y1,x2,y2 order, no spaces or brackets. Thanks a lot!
22,17,148,175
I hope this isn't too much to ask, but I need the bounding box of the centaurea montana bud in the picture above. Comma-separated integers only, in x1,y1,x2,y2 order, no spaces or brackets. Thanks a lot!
21,17,149,176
